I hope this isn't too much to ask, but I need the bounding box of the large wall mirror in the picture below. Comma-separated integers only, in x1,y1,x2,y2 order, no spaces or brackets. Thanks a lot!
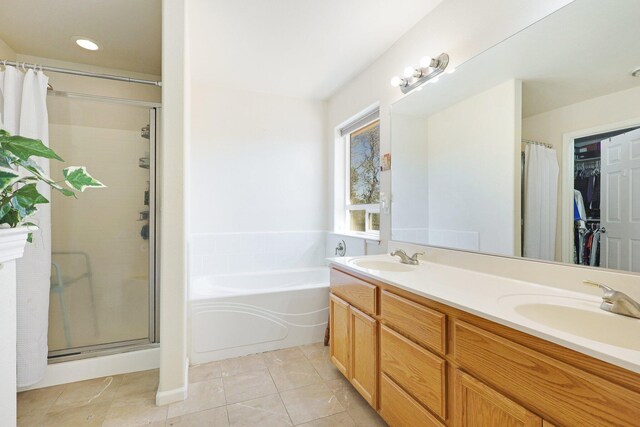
391,0,640,274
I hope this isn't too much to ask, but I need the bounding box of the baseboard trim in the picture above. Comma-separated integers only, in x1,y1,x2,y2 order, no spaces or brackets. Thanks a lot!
155,357,189,406
156,385,188,406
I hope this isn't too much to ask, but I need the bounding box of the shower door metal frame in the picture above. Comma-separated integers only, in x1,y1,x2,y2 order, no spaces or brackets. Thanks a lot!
47,92,161,362
149,107,161,344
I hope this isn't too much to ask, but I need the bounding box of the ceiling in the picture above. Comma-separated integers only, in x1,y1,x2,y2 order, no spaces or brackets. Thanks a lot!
0,0,161,75
189,0,444,99
393,0,640,118
0,0,443,99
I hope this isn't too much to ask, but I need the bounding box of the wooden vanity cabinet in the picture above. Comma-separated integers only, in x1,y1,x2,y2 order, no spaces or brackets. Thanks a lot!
329,266,640,427
329,269,378,407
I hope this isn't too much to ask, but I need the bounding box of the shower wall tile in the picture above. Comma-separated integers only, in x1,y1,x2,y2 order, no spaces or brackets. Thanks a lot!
190,231,327,277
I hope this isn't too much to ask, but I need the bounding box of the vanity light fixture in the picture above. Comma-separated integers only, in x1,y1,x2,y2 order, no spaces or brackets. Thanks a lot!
390,53,449,94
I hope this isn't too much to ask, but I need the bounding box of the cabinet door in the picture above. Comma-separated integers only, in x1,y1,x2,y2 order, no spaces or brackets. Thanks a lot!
455,370,542,427
329,293,350,377
350,305,377,407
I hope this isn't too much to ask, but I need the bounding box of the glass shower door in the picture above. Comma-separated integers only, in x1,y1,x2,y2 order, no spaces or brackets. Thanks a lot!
46,95,157,357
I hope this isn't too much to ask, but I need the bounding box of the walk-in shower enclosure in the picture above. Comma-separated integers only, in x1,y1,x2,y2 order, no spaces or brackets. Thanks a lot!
47,93,159,359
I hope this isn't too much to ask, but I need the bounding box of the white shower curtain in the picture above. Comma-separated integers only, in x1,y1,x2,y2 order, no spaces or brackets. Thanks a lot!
0,66,51,387
523,143,559,261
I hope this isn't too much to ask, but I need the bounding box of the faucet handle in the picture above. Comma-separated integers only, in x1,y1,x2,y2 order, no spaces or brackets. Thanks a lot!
582,280,615,294
410,251,425,261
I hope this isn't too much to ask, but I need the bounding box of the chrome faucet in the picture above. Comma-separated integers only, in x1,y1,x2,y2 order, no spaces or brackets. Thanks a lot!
390,249,423,265
583,280,640,319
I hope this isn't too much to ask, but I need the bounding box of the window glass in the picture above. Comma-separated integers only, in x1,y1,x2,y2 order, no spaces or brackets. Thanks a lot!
349,210,366,232
349,121,380,205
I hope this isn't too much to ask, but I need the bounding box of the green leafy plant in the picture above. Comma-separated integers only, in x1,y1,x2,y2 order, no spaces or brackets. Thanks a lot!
0,129,104,242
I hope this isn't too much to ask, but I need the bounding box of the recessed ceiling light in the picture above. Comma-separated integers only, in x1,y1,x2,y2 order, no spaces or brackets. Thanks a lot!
73,37,100,51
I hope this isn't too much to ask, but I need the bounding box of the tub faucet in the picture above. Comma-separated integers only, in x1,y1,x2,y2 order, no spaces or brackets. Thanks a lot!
390,249,423,265
583,280,640,319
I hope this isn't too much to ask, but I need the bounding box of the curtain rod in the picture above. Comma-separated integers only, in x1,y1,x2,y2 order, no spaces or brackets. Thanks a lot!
522,139,553,149
1,59,162,87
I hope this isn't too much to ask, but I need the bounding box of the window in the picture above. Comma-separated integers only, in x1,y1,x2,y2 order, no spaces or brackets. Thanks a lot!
336,110,380,237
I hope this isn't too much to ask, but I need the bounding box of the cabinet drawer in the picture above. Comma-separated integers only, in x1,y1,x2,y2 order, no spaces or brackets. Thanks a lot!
381,325,446,419
453,320,640,427
330,268,377,315
380,374,446,427
381,290,446,354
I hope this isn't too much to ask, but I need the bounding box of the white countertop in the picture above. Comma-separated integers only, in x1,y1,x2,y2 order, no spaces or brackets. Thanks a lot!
330,254,640,374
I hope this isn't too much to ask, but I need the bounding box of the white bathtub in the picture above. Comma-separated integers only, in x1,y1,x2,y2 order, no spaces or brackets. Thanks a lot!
189,267,330,364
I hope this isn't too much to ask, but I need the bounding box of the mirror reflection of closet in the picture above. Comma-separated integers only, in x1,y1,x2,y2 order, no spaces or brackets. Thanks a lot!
572,127,640,272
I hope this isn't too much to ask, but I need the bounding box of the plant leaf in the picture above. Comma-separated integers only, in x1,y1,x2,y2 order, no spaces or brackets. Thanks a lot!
0,166,21,192
0,154,12,168
19,158,45,175
0,129,9,137
55,186,77,197
63,167,105,192
0,202,13,220
0,135,63,161
10,183,49,218
0,208,21,227
22,221,37,242
13,159,76,196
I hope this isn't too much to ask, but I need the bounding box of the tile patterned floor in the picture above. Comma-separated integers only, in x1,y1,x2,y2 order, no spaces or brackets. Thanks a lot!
17,343,388,426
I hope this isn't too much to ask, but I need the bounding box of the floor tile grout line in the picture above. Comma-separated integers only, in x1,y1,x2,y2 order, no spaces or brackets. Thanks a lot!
263,356,295,427
165,404,226,425
291,410,353,427
221,375,229,426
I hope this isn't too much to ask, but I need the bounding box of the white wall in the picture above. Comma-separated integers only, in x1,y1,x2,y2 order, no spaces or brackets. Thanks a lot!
523,85,640,260
189,86,327,234
327,0,573,250
426,79,521,255
156,0,188,406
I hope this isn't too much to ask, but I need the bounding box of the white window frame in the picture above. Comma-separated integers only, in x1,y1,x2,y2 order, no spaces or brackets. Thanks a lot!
335,107,380,239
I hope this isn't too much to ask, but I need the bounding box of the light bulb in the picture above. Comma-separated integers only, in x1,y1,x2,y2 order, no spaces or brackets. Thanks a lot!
403,66,416,78
390,76,403,87
420,56,434,69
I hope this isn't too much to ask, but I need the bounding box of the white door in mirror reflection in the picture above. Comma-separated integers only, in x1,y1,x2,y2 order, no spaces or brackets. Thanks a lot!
602,128,640,272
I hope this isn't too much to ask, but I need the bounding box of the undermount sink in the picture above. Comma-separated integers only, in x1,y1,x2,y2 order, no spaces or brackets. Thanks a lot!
349,258,415,272
499,294,640,351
